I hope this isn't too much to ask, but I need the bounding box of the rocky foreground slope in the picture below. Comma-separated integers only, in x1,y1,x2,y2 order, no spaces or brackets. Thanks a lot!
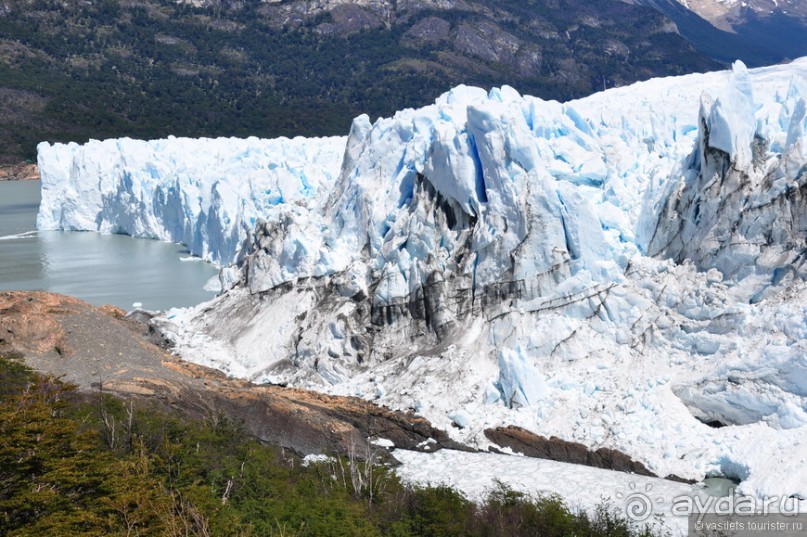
37,59,807,503
0,291,465,457
2,291,671,478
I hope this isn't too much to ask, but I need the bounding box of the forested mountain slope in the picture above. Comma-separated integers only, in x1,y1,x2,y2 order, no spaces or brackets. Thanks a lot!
0,0,718,163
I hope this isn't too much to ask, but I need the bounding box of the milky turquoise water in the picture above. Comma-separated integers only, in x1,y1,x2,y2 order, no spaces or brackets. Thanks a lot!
0,180,219,311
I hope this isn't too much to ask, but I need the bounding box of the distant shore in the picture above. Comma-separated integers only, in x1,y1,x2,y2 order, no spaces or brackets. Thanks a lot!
0,163,39,181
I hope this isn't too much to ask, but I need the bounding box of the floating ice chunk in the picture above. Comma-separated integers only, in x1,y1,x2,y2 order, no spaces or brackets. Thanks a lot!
203,275,222,293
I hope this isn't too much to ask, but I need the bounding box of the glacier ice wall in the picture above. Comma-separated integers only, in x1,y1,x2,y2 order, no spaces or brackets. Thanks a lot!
240,84,639,303
37,135,346,266
650,62,807,289
40,58,807,503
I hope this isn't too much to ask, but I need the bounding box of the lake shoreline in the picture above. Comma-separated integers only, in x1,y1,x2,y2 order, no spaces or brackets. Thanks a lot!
0,163,39,181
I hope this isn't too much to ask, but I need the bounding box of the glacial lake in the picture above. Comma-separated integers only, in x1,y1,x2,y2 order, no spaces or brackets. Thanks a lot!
0,180,219,311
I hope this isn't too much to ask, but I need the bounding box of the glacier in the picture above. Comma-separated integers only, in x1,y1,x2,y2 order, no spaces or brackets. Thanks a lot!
38,58,807,516
37,135,346,267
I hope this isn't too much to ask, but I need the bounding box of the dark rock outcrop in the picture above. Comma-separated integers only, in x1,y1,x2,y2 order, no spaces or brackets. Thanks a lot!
485,426,657,476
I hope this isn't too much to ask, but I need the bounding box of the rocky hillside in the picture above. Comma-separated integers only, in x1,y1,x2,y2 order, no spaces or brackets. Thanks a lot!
0,291,463,456
0,0,718,164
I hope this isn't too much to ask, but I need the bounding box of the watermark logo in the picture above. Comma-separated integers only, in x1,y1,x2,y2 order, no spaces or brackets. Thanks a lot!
616,481,804,524
673,492,802,524
692,515,805,535
616,482,665,521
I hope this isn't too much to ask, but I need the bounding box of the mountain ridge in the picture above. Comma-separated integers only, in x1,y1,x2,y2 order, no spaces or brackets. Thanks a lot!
676,0,807,30
625,0,807,66
0,0,718,163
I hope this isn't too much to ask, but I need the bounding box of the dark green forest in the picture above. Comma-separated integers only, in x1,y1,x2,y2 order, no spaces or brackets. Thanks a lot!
0,0,719,163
